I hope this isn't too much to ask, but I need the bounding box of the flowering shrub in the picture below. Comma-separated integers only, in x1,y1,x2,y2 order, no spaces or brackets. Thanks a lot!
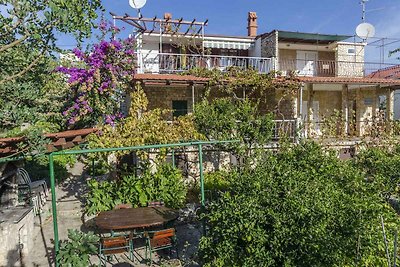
57,27,136,128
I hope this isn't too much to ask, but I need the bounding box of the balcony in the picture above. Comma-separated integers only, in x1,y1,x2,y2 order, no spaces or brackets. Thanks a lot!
278,59,399,78
137,52,275,74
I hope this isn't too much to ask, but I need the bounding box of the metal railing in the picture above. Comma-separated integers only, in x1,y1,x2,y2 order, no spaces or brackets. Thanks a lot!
138,52,275,74
272,119,298,140
278,59,399,78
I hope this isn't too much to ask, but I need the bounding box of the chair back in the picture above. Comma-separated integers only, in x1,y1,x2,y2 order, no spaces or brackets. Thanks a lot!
114,203,132,209
153,228,175,239
17,168,31,184
101,235,130,255
147,201,165,207
150,228,175,248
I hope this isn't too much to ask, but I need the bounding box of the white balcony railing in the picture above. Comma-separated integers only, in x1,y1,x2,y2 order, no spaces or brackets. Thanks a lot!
137,52,400,78
278,59,400,78
138,52,275,74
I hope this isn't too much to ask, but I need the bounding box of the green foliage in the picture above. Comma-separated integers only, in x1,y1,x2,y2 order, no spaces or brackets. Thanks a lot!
194,98,274,157
0,47,69,131
57,229,99,267
199,142,400,267
86,164,187,215
87,84,203,162
355,145,400,200
24,153,77,182
204,170,232,192
186,67,299,98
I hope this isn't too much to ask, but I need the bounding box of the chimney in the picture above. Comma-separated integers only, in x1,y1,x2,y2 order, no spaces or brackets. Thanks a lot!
164,12,172,32
247,12,258,37
164,12,172,20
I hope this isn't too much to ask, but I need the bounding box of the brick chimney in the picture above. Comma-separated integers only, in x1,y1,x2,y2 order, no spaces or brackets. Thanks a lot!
164,12,172,20
247,12,258,37
164,12,172,32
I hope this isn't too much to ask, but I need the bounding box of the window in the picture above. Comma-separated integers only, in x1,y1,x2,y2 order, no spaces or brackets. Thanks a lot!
347,48,356,55
172,100,188,118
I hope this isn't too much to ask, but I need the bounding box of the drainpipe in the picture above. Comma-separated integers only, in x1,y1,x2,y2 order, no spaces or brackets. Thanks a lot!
192,84,195,113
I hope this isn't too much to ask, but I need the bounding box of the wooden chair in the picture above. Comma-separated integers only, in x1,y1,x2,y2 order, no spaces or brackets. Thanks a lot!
144,228,177,265
114,203,132,209
99,233,133,266
147,201,165,207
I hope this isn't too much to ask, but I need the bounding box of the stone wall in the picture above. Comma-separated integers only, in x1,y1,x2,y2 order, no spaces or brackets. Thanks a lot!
336,43,365,77
0,207,34,266
261,31,278,58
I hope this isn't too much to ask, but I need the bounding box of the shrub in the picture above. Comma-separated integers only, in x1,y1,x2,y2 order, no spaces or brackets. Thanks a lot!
194,98,274,158
355,146,400,200
57,229,99,267
86,164,187,215
24,153,77,182
199,142,399,267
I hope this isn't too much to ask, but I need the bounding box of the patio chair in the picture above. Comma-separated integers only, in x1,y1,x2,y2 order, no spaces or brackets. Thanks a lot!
144,228,177,265
114,203,132,209
17,168,48,199
147,201,165,207
99,233,134,266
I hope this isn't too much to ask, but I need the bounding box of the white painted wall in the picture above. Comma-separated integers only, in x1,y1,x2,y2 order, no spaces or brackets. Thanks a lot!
249,38,261,57
136,34,161,73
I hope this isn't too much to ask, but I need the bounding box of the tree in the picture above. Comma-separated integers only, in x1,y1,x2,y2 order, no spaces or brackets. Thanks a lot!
56,35,136,128
0,46,69,133
0,0,102,84
194,97,274,159
199,142,400,266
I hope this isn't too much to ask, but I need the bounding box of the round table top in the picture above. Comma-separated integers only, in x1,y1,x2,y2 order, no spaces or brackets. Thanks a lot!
95,206,179,230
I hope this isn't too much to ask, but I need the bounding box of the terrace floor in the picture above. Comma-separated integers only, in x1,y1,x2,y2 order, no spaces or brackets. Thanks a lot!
29,162,201,267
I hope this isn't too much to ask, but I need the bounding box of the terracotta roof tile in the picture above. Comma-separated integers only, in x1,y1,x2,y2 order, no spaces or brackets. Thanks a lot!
367,65,400,79
298,76,400,85
0,128,97,157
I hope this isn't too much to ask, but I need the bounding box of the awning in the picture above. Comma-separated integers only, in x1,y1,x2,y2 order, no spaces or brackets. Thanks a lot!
203,40,253,50
277,30,352,45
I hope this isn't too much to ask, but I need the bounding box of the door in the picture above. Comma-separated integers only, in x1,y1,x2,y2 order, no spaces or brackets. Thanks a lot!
296,51,318,76
302,100,320,135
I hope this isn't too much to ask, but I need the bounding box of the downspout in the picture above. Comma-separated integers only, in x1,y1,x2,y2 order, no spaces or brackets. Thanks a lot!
192,84,195,113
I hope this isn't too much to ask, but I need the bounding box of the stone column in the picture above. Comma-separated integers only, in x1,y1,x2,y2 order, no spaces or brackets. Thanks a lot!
307,83,314,136
386,87,394,121
386,87,395,134
356,88,362,136
341,84,349,136
372,86,379,118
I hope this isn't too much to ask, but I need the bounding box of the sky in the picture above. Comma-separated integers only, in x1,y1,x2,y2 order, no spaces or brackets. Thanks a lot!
62,0,400,62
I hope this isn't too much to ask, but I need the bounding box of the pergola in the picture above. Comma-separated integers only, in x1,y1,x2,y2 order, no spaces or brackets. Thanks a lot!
48,139,237,267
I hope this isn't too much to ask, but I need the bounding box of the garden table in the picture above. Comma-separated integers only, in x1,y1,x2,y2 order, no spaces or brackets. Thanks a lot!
95,207,179,231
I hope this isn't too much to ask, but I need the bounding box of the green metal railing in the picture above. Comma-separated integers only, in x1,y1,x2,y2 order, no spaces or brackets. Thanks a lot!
48,140,238,267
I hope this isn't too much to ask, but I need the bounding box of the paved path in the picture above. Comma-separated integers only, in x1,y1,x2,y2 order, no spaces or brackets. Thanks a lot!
29,162,200,267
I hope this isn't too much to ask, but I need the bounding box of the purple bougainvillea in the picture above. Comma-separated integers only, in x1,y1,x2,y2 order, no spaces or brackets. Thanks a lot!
57,24,136,127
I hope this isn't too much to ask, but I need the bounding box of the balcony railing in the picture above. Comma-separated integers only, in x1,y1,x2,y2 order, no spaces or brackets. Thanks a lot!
278,59,399,78
138,52,275,74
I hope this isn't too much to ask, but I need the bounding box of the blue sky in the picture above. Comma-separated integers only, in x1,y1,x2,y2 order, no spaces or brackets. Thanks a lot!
58,0,400,62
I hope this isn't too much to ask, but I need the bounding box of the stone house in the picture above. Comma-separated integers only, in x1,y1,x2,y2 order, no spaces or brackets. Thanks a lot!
117,11,400,139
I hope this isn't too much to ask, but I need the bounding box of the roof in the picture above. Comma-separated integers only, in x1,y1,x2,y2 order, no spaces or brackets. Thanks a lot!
133,73,209,84
367,65,400,79
0,128,98,158
259,30,352,45
142,31,254,40
298,76,400,85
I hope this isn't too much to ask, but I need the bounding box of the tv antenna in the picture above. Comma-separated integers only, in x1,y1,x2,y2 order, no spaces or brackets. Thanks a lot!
356,0,375,40
361,0,368,22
